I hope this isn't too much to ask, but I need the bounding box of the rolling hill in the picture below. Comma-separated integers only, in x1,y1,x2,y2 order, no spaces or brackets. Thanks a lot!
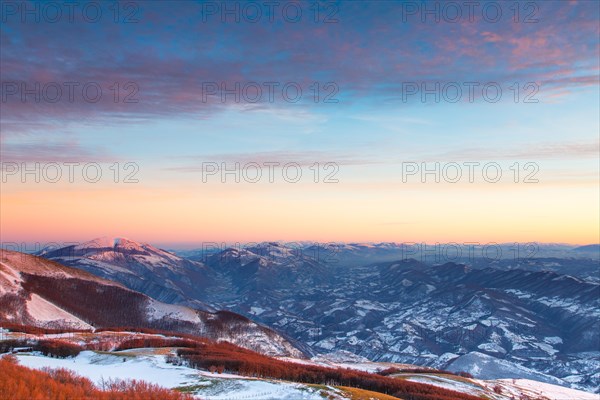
0,249,304,357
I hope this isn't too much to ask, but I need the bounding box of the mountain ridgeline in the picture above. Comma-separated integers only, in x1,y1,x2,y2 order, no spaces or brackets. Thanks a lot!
0,248,304,357
38,238,600,393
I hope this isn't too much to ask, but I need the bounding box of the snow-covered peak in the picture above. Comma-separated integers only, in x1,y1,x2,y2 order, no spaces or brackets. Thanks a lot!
0,249,120,285
70,237,182,262
75,236,154,252
74,236,124,250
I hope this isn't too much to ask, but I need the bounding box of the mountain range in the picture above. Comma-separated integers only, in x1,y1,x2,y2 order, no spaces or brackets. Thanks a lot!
0,248,304,357
35,237,600,393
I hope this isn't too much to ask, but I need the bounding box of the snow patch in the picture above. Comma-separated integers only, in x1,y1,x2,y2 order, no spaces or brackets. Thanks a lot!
26,294,92,329
146,300,201,324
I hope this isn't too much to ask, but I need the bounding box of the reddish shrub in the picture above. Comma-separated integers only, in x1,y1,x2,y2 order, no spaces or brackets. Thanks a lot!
36,340,82,358
0,358,195,400
378,367,402,376
0,339,29,354
115,337,198,351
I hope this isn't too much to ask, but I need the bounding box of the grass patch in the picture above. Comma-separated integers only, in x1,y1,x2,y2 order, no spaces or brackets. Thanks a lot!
174,384,211,393
338,385,403,399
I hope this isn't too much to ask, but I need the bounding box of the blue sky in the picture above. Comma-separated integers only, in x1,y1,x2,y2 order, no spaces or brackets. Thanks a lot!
1,0,598,244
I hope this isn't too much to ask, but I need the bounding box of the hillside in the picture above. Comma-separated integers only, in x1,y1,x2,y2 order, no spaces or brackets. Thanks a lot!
3,328,598,400
38,237,216,311
0,249,303,357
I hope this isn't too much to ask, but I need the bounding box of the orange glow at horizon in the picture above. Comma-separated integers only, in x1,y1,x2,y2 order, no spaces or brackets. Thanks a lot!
1,180,598,246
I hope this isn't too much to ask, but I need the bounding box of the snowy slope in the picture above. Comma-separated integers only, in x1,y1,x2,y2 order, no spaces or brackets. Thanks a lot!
398,373,600,400
12,347,599,400
491,379,600,400
15,351,331,400
26,294,93,330
0,249,304,357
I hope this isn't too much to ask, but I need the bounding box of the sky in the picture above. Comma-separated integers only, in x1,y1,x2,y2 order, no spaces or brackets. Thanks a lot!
1,0,599,246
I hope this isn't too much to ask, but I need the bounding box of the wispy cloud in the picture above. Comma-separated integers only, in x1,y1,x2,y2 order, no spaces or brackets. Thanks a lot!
1,1,598,134
0,140,116,164
432,140,600,161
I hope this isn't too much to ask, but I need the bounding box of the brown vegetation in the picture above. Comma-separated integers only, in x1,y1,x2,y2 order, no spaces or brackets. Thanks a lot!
0,339,82,358
378,367,474,379
175,341,483,400
115,337,198,351
0,355,195,400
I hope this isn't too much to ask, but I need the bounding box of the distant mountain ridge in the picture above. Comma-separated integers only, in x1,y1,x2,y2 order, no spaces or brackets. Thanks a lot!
38,237,217,311
572,244,600,259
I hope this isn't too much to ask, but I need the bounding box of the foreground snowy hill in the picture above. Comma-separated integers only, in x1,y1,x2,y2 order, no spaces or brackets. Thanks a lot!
0,249,303,357
15,350,330,400
3,328,597,400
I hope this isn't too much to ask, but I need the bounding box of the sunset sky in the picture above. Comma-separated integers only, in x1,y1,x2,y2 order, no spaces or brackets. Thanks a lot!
1,0,598,246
